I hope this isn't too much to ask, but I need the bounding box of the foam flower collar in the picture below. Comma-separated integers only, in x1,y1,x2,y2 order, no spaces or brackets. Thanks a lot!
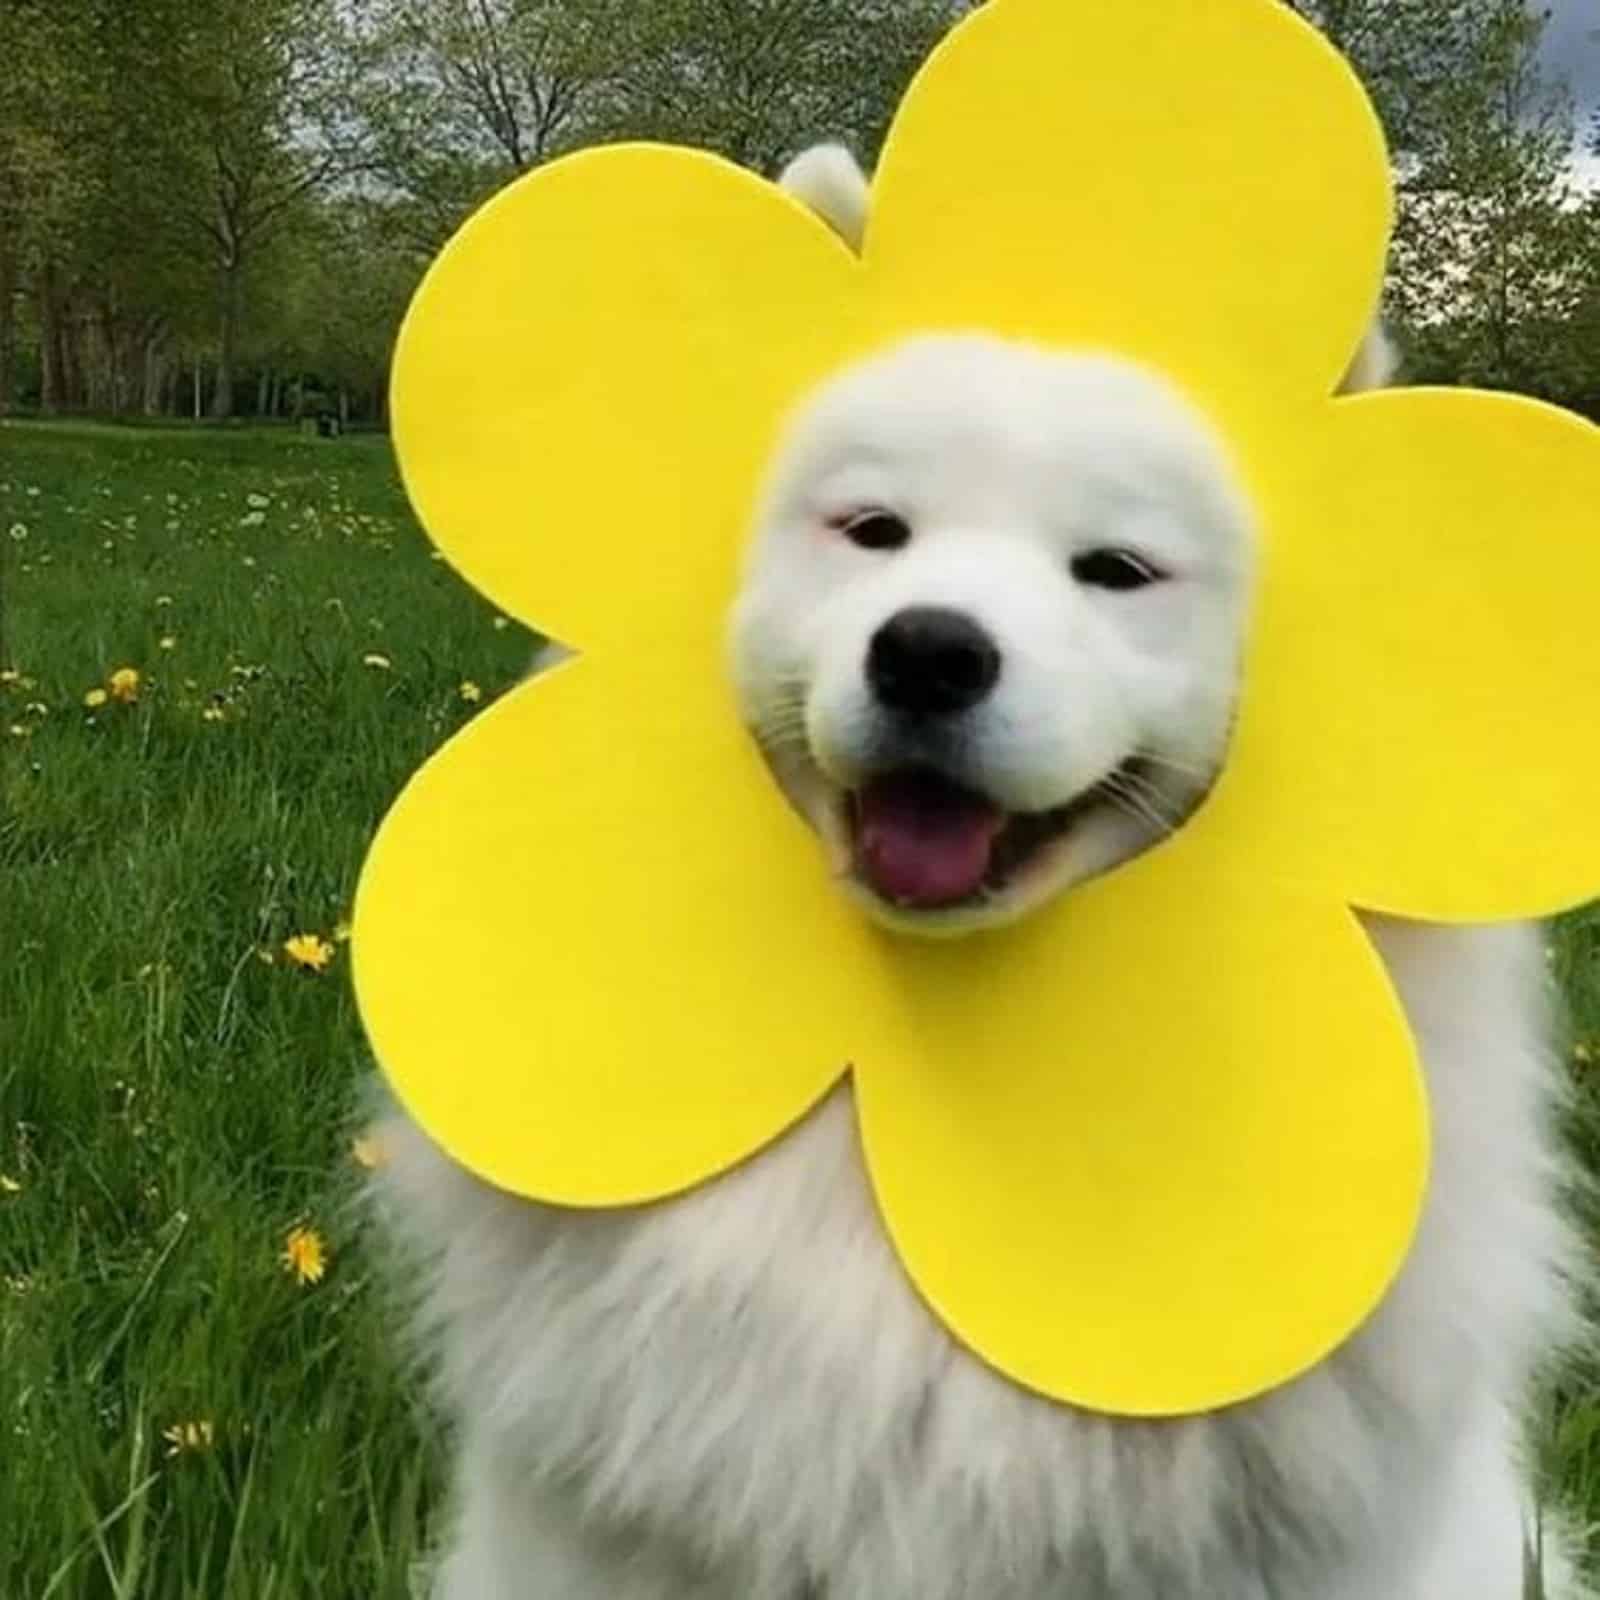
354,0,1600,1415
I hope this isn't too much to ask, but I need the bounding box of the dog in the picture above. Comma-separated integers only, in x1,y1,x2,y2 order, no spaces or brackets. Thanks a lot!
367,143,1583,1598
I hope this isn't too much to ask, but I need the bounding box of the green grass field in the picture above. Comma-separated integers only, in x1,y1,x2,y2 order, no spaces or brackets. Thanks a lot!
3,418,1598,1597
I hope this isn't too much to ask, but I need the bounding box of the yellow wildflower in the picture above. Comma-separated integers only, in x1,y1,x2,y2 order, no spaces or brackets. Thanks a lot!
283,933,334,972
459,680,483,704
282,1224,328,1285
201,706,226,723
162,1419,214,1457
7,724,26,739
362,652,392,670
84,688,109,709
159,636,177,651
108,667,140,703
332,918,353,943
0,1174,21,1194
0,668,19,684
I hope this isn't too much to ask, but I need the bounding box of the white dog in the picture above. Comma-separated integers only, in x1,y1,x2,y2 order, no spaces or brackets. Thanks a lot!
369,145,1583,1598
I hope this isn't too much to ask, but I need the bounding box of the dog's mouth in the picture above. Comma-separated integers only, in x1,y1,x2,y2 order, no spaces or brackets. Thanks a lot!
841,763,1137,912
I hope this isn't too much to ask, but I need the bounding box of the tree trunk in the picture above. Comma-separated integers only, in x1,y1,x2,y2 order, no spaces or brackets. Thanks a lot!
60,303,86,410
211,258,242,419
0,230,14,416
291,371,306,421
256,367,270,416
141,326,168,416
37,261,65,413
192,358,203,420
338,385,349,427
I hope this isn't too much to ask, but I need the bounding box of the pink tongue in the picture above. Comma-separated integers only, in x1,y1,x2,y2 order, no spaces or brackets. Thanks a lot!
855,771,1004,907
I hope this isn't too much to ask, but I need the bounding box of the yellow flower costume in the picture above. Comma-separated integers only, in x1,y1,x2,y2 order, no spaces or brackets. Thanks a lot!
354,0,1600,1415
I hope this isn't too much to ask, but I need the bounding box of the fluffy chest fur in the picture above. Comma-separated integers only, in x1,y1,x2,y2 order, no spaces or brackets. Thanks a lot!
371,917,1574,1599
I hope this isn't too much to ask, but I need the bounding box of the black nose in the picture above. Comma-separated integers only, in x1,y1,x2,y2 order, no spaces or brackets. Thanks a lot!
866,607,1002,717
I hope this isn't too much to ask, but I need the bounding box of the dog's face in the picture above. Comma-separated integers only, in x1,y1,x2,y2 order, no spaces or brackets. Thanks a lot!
731,335,1255,934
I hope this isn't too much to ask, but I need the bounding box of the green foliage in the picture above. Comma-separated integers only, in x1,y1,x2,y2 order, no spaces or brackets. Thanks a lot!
1284,0,1599,401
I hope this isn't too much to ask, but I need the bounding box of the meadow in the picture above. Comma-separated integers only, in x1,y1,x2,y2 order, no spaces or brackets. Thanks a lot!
3,418,1599,1598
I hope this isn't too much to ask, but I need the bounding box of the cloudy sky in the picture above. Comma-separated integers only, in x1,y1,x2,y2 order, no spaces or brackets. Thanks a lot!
1540,0,1600,184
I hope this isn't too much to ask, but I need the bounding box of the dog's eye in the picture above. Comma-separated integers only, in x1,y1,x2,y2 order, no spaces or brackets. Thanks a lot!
836,510,912,551
1070,548,1167,590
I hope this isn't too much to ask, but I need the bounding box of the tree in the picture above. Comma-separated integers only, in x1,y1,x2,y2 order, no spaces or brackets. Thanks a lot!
606,0,962,174
1284,0,1588,395
356,0,632,255
141,0,372,418
359,0,970,258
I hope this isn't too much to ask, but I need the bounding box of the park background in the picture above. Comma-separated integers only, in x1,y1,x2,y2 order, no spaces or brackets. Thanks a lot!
5,1,1600,1595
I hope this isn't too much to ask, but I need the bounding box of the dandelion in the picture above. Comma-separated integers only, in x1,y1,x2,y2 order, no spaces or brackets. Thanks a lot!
108,667,140,704
162,1419,214,1457
201,706,226,723
159,636,176,651
350,1132,386,1170
84,688,109,709
362,652,392,671
282,933,334,972
281,1224,328,1285
459,680,483,704
0,1174,20,1194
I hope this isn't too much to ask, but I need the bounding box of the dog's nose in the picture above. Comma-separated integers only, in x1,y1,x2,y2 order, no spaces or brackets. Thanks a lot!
867,607,1002,717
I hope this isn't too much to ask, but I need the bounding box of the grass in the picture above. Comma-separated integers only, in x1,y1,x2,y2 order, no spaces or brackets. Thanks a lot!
0,419,533,1597
1,417,1597,1596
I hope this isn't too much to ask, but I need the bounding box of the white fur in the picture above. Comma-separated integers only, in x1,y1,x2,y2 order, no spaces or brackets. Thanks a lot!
778,143,871,248
369,144,1584,1597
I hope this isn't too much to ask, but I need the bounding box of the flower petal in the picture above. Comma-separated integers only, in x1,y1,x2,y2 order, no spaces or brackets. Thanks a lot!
866,0,1389,433
855,841,1427,1416
354,659,894,1202
392,145,861,653
1206,389,1600,920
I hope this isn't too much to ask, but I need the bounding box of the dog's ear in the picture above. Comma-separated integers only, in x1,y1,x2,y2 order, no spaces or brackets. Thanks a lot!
1338,321,1399,393
778,143,870,251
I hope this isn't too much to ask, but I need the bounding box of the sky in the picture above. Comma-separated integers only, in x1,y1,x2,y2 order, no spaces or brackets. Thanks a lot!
1540,0,1600,185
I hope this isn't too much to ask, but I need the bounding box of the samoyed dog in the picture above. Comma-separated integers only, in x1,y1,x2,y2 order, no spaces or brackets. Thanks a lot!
369,145,1582,1598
